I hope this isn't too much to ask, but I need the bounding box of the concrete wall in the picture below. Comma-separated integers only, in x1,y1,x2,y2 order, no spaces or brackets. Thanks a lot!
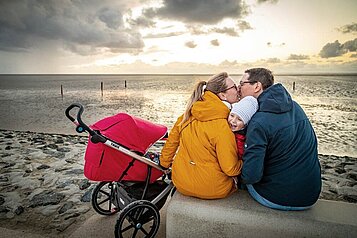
166,190,357,238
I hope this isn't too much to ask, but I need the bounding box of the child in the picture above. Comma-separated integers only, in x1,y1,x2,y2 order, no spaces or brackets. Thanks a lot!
227,96,258,160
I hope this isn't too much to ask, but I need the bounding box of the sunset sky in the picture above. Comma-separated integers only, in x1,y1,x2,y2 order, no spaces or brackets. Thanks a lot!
0,0,356,74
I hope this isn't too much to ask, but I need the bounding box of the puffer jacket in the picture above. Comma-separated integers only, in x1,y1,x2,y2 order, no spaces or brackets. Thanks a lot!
241,83,321,207
160,91,243,199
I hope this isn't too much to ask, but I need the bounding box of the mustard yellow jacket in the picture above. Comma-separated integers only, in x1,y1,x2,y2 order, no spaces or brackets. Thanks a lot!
160,91,243,199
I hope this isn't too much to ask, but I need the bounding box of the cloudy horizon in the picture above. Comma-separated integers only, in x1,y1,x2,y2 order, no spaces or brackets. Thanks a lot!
0,0,356,74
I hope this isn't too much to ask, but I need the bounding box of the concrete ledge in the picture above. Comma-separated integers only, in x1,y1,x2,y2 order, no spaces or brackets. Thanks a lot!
166,190,357,238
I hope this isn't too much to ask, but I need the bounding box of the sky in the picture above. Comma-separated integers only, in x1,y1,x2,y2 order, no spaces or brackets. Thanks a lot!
0,0,356,74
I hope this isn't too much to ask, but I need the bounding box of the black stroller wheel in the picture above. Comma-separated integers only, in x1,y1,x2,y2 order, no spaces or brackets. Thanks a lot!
114,200,160,238
91,181,119,215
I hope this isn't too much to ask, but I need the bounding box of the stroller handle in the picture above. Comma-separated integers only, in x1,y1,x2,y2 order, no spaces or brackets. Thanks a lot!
65,103,95,136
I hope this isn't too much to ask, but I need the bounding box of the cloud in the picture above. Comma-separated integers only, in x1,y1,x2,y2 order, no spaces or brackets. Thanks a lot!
0,0,144,54
97,7,123,29
145,0,248,25
319,38,357,58
337,23,357,34
257,0,279,4
143,32,185,39
211,39,220,46
342,38,357,52
211,27,239,36
128,8,157,28
287,54,310,60
188,25,239,37
237,20,253,32
264,57,280,63
185,41,197,48
267,42,272,47
319,40,344,58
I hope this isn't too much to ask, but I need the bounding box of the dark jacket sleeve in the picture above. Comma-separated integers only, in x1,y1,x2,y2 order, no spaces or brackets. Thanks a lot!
241,121,268,184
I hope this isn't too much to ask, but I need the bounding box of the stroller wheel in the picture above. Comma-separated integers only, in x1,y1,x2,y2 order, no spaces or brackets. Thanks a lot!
91,181,119,216
114,200,160,238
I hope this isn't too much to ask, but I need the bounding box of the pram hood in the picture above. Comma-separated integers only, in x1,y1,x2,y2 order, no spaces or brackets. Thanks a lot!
84,113,167,182
91,113,167,154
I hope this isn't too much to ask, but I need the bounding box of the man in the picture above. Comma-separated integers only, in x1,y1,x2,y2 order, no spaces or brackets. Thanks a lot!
239,68,321,210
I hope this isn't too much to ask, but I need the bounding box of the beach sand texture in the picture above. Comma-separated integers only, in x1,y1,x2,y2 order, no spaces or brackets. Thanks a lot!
0,74,356,236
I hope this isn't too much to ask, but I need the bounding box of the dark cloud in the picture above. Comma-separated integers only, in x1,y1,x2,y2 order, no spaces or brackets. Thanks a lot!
287,54,310,60
342,38,357,52
319,40,344,58
185,41,197,48
319,38,356,58
0,0,144,54
337,23,357,34
146,0,247,24
211,39,219,46
97,7,123,29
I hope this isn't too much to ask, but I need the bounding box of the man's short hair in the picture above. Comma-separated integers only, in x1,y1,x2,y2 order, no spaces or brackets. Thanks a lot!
245,68,274,90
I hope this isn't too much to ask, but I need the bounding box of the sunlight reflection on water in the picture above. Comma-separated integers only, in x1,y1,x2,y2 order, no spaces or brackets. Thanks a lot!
0,74,356,157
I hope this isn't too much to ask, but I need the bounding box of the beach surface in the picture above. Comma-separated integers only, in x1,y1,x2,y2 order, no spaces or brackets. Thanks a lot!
0,129,356,237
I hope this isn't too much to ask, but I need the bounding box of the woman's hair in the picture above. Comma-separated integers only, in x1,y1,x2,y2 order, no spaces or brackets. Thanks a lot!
181,72,229,124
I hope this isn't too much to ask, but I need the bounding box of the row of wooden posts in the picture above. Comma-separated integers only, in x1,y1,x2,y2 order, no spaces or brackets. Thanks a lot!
60,80,296,98
60,81,127,98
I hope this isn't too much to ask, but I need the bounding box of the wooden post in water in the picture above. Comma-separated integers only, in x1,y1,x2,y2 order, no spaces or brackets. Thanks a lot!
101,82,103,97
124,80,127,88
292,81,296,91
61,85,63,99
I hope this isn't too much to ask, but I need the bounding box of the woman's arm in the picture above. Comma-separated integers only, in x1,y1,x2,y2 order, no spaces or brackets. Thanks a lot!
160,116,182,168
215,121,243,177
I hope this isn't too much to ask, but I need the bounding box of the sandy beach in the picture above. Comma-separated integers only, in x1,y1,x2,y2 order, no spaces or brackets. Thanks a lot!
0,129,356,237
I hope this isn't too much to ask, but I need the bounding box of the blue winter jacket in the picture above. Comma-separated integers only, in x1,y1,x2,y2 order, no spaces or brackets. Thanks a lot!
241,83,321,207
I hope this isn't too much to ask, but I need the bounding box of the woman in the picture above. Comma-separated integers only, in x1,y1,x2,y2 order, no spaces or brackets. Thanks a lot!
160,72,242,199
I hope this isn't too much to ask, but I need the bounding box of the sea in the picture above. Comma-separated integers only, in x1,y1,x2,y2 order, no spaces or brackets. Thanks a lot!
0,74,356,158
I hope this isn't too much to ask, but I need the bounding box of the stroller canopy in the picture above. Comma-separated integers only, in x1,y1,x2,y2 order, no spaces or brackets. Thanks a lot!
91,113,167,154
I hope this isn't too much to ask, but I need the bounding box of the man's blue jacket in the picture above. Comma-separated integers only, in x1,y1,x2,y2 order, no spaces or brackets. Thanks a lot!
241,83,321,207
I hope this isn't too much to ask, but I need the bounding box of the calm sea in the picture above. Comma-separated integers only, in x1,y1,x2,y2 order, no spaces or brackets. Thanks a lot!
0,74,356,158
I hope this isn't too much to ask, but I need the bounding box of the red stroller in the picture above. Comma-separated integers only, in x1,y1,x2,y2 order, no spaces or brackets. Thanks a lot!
65,103,173,238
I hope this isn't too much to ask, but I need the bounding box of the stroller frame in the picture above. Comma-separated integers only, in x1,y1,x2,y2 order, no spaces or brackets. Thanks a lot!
66,103,173,238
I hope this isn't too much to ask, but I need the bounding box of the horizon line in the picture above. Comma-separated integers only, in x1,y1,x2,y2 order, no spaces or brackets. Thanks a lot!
1,73,357,76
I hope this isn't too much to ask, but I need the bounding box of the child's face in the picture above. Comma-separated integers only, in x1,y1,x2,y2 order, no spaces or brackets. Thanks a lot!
228,113,245,131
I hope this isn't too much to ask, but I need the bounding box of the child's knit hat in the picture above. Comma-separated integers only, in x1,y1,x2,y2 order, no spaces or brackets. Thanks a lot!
231,96,259,125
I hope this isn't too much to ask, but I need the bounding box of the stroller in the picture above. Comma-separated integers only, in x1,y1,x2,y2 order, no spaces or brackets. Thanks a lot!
65,103,173,238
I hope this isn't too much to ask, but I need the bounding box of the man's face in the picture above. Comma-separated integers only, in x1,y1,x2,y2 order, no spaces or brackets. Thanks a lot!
238,73,258,99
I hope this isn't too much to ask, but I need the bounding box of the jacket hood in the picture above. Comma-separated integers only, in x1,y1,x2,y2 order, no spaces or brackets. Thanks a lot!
191,91,230,122
258,83,292,113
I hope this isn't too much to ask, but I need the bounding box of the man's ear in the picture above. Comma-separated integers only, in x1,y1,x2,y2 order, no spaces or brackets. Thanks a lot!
254,82,263,94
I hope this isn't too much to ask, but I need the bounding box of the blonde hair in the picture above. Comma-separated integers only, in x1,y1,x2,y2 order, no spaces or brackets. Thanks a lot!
181,72,230,124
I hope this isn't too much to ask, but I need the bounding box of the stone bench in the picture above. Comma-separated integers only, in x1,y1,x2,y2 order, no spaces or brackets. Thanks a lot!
166,190,357,238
